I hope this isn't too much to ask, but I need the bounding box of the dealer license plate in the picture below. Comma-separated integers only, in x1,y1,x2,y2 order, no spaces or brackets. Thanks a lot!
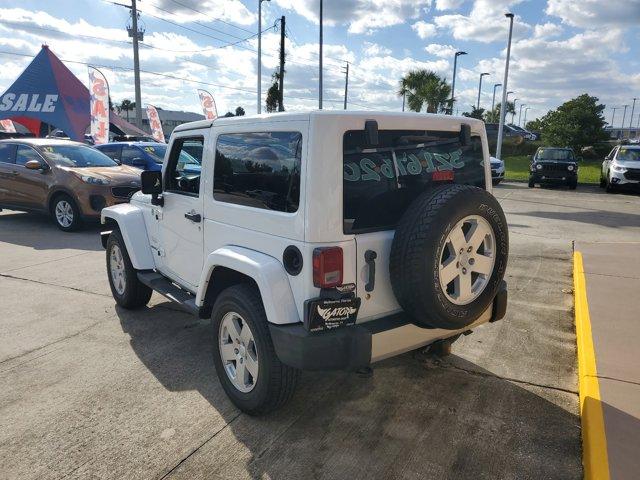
304,297,361,332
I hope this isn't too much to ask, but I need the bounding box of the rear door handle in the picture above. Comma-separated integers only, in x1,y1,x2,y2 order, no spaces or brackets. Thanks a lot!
364,250,377,292
184,211,201,223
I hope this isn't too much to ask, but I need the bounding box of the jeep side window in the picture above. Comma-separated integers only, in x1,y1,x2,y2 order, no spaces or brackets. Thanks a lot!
343,129,484,234
213,131,302,213
165,136,204,196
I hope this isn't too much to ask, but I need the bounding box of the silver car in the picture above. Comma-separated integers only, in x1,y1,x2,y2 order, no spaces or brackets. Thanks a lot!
601,145,640,192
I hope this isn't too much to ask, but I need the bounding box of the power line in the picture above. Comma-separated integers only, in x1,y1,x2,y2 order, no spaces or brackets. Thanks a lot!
163,0,255,35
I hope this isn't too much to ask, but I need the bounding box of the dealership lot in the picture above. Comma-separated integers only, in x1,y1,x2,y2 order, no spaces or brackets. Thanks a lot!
1,183,639,479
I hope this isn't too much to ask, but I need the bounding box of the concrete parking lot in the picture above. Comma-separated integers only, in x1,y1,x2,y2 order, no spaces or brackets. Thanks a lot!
1,183,640,479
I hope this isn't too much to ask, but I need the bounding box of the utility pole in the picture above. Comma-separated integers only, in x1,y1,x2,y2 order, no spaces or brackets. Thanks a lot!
611,107,618,128
496,12,514,160
450,51,467,115
491,83,501,114
402,91,406,112
278,15,285,112
477,72,489,110
622,104,629,130
523,107,531,128
117,0,144,129
319,0,323,109
518,103,525,126
511,98,518,124
257,0,270,114
342,62,349,110
629,98,637,128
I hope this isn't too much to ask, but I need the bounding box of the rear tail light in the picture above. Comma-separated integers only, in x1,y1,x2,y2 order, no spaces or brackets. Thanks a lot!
313,247,343,288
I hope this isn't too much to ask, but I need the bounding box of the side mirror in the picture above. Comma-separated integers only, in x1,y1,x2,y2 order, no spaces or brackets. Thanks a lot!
141,170,163,206
25,159,44,170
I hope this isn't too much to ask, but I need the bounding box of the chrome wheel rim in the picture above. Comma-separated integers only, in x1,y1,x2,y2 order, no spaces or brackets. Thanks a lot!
54,200,74,228
438,215,496,306
109,244,126,295
219,312,259,393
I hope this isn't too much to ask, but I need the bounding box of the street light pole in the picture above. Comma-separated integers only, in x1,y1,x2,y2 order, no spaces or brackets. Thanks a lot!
318,0,323,109
523,107,531,127
629,98,637,128
257,0,270,114
611,107,618,128
511,98,518,124
621,104,629,130
477,72,489,110
491,83,501,113
450,51,467,115
518,103,526,126
496,13,514,160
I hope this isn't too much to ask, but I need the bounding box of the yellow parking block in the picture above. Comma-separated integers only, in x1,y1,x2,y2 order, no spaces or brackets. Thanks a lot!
574,251,610,480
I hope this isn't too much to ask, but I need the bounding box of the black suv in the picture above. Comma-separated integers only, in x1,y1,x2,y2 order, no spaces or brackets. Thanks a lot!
528,147,578,189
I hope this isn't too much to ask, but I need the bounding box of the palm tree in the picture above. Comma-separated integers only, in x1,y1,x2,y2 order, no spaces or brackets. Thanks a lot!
484,101,515,123
398,70,452,114
119,99,134,122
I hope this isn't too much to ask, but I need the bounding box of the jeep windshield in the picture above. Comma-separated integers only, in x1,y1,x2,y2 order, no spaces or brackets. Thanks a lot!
41,144,118,167
343,129,484,234
535,148,574,162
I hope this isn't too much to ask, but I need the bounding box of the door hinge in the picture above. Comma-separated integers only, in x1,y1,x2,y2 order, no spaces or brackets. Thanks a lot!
151,245,165,257
152,208,163,220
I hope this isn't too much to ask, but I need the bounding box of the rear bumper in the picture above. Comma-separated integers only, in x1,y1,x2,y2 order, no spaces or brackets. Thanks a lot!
270,281,508,371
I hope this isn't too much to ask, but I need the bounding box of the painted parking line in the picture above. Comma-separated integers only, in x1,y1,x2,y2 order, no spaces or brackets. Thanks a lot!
573,251,610,480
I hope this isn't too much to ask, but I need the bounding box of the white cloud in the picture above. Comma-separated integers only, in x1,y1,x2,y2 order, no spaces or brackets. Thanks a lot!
546,0,640,28
533,22,563,39
425,43,457,58
147,0,256,26
412,21,437,39
363,42,391,57
435,0,466,10
274,0,432,34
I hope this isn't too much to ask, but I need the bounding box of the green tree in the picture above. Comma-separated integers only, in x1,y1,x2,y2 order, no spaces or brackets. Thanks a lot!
398,70,452,114
484,101,515,123
119,99,134,122
265,71,283,113
538,94,608,149
462,106,485,120
525,118,543,133
235,106,245,116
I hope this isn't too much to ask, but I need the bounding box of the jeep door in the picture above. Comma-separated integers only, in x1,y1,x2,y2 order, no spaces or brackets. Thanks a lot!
155,132,206,290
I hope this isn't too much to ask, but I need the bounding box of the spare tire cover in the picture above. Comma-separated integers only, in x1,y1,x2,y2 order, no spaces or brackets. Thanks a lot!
389,184,508,329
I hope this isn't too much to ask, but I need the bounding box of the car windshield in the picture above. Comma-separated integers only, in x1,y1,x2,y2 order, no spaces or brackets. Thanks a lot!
617,148,640,162
139,144,167,163
41,144,118,167
536,149,574,161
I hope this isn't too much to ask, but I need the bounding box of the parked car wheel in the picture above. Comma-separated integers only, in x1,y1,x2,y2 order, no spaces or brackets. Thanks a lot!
599,175,606,188
106,230,152,308
528,179,535,188
492,179,502,186
211,284,299,415
605,172,617,193
389,184,508,330
568,180,577,190
51,194,82,232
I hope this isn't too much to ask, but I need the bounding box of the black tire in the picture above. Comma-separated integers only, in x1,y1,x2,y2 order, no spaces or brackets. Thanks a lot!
605,172,616,193
528,179,535,188
492,179,502,186
389,184,508,330
568,180,577,190
106,230,152,309
211,284,299,415
50,194,82,232
599,176,606,188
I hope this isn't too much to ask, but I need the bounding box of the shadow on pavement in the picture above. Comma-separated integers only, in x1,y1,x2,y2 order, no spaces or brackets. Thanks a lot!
0,210,103,251
515,209,640,229
115,302,582,479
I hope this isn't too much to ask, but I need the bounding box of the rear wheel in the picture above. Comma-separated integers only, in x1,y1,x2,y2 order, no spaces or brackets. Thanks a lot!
389,184,508,330
211,284,299,415
528,179,535,188
51,194,82,232
106,230,152,308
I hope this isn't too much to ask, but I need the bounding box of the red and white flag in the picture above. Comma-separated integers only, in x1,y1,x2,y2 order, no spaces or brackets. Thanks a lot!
197,89,217,120
88,66,110,145
146,105,165,143
0,119,16,133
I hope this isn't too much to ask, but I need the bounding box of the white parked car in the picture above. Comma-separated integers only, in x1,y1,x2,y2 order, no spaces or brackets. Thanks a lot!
100,111,509,414
601,145,640,192
490,156,505,185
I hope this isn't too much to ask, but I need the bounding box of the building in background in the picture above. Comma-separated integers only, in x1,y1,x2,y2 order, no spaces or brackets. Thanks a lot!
128,109,205,137
605,126,639,141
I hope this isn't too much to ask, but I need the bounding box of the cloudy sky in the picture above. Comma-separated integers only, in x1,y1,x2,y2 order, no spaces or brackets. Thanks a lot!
0,0,639,126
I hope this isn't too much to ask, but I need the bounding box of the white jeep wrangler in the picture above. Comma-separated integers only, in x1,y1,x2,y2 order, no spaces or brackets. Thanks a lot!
101,111,508,415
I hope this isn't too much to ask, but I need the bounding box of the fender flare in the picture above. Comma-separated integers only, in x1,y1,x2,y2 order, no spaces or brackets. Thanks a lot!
196,246,300,325
101,203,155,270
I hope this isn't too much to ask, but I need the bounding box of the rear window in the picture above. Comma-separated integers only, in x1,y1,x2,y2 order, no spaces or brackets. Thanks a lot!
343,129,484,234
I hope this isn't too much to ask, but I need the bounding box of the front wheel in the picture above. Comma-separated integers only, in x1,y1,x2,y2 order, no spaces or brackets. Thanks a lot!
51,194,82,231
528,179,535,188
106,230,152,309
605,172,616,193
568,180,577,190
211,284,299,415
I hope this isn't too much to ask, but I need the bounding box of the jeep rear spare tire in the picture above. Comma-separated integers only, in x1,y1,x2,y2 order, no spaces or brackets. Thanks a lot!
389,184,508,330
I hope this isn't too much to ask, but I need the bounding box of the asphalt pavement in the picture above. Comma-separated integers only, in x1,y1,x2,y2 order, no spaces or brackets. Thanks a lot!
1,182,639,479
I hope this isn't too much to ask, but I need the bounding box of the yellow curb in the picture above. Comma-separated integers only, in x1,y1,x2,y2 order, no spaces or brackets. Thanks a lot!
574,251,610,480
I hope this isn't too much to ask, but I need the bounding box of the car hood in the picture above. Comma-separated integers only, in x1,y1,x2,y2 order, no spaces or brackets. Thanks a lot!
614,160,640,169
534,160,577,166
61,165,141,183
